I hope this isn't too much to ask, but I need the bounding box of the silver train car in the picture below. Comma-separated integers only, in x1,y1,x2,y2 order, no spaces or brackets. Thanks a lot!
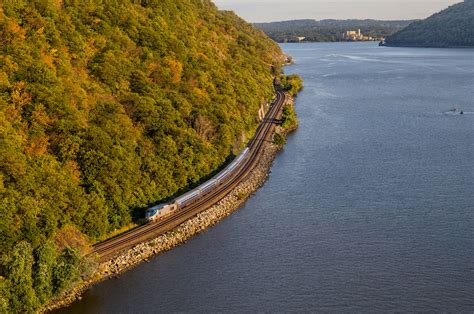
146,148,250,222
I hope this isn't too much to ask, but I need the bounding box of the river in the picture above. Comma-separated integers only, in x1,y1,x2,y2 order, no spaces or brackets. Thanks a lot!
58,42,474,313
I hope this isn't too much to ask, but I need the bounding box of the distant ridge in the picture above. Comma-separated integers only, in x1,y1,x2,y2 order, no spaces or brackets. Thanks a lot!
255,19,415,43
383,0,474,48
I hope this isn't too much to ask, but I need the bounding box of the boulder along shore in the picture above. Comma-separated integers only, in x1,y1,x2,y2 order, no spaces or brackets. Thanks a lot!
44,94,296,313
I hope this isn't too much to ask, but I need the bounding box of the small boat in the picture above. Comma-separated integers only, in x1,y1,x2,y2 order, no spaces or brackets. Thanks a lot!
445,108,464,115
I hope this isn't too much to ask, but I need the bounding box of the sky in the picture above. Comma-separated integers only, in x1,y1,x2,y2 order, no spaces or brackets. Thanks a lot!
213,0,463,22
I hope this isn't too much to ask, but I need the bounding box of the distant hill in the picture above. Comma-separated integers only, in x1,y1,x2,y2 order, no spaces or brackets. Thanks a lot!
383,0,474,47
255,19,415,43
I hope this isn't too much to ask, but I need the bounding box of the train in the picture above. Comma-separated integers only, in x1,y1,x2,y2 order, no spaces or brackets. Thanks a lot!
145,148,250,222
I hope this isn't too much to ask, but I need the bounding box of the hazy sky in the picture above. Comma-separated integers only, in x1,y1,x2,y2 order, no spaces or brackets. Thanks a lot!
213,0,462,22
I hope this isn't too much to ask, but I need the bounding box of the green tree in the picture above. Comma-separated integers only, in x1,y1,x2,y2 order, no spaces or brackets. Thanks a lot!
278,74,304,96
0,0,286,309
0,277,11,313
34,242,57,303
52,247,80,294
2,241,39,313
273,132,286,145
281,105,298,129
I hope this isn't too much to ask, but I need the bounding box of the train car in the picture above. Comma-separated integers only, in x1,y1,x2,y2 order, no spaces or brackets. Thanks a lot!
146,148,250,222
145,202,177,222
215,148,249,183
176,188,201,207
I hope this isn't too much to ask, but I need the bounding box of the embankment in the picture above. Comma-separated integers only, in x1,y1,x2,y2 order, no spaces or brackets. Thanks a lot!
44,94,297,312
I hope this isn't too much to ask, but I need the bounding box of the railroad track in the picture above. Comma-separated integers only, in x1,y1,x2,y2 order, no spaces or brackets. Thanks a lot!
92,91,287,261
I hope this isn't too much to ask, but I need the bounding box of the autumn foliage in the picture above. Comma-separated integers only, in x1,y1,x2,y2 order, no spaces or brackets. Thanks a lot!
0,0,283,311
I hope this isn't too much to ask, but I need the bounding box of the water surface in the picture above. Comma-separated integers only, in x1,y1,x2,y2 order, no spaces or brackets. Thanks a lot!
59,42,474,313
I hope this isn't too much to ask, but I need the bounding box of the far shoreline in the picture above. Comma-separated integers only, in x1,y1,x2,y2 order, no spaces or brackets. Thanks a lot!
280,41,474,49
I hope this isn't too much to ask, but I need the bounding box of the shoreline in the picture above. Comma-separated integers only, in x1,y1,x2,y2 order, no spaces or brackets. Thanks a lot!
43,94,296,312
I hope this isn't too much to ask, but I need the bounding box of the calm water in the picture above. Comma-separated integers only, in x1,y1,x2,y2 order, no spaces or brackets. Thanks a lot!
60,42,474,313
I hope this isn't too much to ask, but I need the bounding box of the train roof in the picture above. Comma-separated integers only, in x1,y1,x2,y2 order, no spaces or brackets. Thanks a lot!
148,203,167,211
159,147,251,207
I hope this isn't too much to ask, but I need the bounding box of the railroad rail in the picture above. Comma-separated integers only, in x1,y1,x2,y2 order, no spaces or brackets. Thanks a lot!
92,91,287,261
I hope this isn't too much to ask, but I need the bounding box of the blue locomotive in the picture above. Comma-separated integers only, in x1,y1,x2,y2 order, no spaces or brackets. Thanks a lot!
145,148,250,222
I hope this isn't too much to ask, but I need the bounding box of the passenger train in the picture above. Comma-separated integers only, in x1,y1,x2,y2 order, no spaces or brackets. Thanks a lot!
145,148,250,222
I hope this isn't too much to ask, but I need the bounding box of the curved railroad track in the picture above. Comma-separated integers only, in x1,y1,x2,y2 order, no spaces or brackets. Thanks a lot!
92,91,287,261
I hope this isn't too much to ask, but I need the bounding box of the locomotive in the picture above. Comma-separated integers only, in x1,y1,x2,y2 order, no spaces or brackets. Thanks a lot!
145,148,250,222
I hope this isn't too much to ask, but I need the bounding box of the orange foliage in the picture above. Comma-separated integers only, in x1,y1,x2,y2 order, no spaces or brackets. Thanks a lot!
197,51,209,61
148,58,183,85
36,26,45,35
31,104,53,128
53,0,64,9
5,82,31,123
164,57,183,84
147,61,161,83
0,19,26,44
54,225,91,255
63,160,81,183
25,135,49,157
40,49,55,70
11,81,32,109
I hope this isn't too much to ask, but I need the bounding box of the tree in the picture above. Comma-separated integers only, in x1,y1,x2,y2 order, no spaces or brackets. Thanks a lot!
278,74,303,96
0,277,12,313
52,248,80,294
33,242,57,303
281,105,298,129
0,0,285,309
2,241,39,313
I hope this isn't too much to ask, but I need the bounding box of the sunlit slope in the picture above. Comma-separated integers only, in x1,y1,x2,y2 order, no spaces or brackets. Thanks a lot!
384,0,474,47
0,1,283,310
0,0,283,241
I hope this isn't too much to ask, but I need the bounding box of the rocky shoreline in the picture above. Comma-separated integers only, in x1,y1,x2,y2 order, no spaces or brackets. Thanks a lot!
43,95,296,313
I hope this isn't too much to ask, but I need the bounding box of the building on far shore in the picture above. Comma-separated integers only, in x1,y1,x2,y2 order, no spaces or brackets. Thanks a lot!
283,36,306,43
344,29,361,39
342,29,378,41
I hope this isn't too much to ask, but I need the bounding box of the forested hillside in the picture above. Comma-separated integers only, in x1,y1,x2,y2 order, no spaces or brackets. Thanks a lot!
0,0,283,311
255,19,415,42
383,0,474,47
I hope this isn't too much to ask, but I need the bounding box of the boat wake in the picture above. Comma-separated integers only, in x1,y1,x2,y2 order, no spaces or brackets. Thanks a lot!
443,109,474,115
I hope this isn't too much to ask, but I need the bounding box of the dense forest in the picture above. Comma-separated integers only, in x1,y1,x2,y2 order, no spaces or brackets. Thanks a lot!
0,0,285,311
383,0,474,47
255,19,415,42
